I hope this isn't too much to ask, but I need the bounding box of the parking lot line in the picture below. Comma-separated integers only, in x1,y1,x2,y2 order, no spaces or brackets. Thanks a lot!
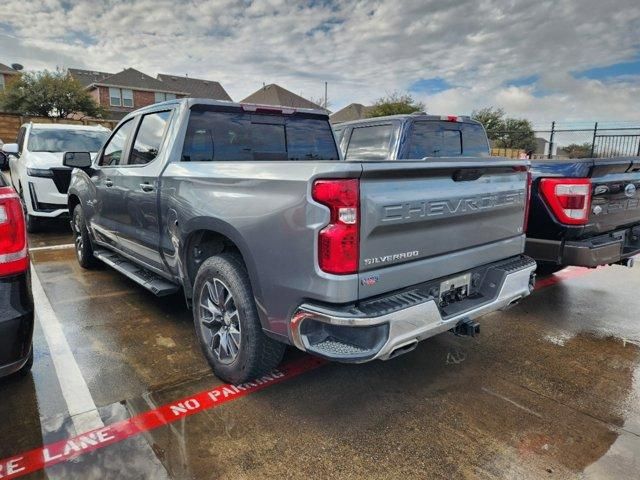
29,244,75,252
30,266,104,434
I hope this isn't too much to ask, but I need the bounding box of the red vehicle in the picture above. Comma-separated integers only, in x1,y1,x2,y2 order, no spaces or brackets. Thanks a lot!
0,154,33,378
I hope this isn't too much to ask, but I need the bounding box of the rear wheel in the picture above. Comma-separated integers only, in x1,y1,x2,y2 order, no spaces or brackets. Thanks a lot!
72,204,100,269
193,253,285,384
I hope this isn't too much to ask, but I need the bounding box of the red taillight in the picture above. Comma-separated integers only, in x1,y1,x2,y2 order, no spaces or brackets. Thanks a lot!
312,179,359,275
446,115,458,122
0,187,28,276
539,178,592,225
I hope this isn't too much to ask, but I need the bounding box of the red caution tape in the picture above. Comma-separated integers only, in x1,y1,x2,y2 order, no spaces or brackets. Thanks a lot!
0,356,327,479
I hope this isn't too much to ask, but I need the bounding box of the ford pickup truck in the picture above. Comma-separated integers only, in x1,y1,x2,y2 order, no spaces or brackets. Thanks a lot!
525,158,640,274
64,100,535,383
334,114,640,275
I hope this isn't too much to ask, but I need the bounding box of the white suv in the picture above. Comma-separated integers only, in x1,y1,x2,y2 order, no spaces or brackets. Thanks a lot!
2,123,109,232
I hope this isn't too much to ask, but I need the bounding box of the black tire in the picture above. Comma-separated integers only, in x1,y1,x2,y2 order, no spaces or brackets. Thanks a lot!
25,213,41,234
72,204,100,269
193,253,285,384
536,263,564,276
17,349,33,377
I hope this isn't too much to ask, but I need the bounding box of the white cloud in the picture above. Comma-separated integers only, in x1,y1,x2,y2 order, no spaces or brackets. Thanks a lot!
1,0,639,123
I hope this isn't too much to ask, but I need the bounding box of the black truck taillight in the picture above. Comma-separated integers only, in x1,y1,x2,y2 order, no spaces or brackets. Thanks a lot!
0,186,29,276
312,179,359,274
540,178,592,225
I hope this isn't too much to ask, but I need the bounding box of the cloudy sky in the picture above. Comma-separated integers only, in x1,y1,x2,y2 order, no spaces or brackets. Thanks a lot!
1,0,639,126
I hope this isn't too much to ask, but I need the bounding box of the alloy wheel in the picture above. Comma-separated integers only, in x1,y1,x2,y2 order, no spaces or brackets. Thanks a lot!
199,278,241,364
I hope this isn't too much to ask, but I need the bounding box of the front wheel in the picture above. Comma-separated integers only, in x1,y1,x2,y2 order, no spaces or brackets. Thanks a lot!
18,189,41,234
72,205,100,269
193,253,285,384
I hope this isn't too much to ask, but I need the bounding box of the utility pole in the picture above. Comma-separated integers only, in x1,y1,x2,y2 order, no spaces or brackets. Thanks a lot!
548,121,555,159
324,81,328,109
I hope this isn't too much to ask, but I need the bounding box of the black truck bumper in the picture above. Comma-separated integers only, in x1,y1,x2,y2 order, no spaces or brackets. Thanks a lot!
526,225,640,268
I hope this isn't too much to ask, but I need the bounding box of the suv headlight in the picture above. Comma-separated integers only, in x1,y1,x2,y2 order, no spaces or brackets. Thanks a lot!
26,167,53,178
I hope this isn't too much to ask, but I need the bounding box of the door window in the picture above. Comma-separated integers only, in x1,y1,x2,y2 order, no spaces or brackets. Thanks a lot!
345,124,394,160
128,111,171,165
99,119,134,166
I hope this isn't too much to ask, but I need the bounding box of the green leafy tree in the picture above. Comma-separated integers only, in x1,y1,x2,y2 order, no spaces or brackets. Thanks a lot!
472,106,537,154
367,91,425,118
0,70,104,118
471,107,505,141
561,142,593,158
496,118,537,153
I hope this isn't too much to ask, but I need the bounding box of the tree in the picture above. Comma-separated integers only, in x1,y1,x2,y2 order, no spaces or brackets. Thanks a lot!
0,70,104,118
471,107,505,141
472,106,537,154
496,118,537,154
561,142,593,158
367,91,425,118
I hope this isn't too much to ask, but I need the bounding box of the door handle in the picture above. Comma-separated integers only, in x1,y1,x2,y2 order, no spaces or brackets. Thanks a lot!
105,179,113,187
140,183,154,192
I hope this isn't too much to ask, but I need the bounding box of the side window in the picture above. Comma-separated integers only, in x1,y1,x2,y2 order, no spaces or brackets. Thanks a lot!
345,125,394,161
182,111,252,162
99,119,134,167
16,127,26,153
128,111,171,165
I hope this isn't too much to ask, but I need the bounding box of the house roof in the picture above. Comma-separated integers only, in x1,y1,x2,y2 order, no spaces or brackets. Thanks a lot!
240,84,326,111
0,63,19,75
68,68,113,87
330,103,373,124
71,67,187,94
157,74,232,101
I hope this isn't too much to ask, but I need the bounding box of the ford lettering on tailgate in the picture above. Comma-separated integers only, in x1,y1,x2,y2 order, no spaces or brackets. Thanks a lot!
381,190,525,223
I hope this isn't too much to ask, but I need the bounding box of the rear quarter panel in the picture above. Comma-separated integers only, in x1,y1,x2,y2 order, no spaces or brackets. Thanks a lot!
160,161,363,339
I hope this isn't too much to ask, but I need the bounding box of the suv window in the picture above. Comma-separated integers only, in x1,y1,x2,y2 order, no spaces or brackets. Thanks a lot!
128,111,171,165
27,129,108,153
406,121,490,158
181,109,338,162
345,124,394,161
100,119,134,167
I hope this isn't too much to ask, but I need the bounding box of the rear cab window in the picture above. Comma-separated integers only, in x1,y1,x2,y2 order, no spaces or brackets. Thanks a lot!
404,121,490,158
181,107,338,162
345,124,395,161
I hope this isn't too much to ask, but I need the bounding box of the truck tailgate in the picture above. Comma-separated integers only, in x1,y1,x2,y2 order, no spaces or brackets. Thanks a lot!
358,160,528,297
588,157,640,233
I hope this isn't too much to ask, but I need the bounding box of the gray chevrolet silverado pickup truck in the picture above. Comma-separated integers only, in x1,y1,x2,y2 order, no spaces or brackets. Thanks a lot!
65,99,536,383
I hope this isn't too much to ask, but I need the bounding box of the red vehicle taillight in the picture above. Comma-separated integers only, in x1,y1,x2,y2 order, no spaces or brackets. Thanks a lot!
312,179,359,274
539,178,592,225
0,186,28,276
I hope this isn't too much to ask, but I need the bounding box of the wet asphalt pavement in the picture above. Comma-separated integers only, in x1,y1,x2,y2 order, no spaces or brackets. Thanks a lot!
1,220,639,479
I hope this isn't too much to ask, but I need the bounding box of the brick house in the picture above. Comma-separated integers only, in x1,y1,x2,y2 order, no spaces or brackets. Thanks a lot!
69,67,189,120
0,63,20,92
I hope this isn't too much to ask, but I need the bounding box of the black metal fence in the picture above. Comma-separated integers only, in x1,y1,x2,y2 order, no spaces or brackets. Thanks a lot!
532,122,640,159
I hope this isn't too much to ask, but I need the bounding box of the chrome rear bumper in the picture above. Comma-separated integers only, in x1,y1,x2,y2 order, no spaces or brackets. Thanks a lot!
290,256,536,362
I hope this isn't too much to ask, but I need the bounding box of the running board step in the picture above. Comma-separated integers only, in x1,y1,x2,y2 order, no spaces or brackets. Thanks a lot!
93,248,179,296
